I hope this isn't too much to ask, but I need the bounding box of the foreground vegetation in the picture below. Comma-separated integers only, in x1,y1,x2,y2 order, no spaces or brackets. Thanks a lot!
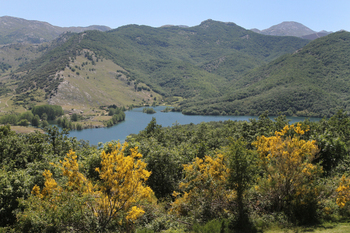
0,110,350,232
0,104,126,130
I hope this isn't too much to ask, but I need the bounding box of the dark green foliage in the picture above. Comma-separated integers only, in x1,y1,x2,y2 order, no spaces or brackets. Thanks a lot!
0,85,11,96
0,125,80,227
2,111,350,230
140,117,162,138
41,113,48,121
0,111,37,126
179,31,350,117
0,62,11,72
70,113,83,122
31,115,40,127
57,116,72,130
76,123,83,130
309,110,350,176
143,107,156,114
192,219,229,233
0,114,18,125
40,120,49,128
141,140,182,199
107,105,123,116
17,119,29,126
31,104,63,120
45,126,78,156
18,111,34,122
105,106,125,127
0,169,32,227
227,139,257,230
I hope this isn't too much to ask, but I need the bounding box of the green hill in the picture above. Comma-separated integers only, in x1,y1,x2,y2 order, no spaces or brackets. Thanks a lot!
8,19,309,111
178,31,350,117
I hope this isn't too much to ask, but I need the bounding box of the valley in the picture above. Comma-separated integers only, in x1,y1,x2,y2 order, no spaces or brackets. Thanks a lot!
1,15,350,233
0,17,349,124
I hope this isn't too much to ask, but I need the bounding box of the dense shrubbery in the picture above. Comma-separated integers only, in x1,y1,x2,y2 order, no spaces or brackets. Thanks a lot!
31,104,63,120
105,106,126,127
0,62,11,72
126,111,350,231
1,110,350,232
0,111,42,127
143,107,156,114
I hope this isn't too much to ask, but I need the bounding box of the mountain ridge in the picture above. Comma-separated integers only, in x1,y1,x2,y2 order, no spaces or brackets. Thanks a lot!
0,16,111,44
177,31,350,117
2,19,309,112
251,21,332,39
2,17,347,118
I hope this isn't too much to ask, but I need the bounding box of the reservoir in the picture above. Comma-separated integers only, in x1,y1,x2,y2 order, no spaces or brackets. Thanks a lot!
68,106,321,145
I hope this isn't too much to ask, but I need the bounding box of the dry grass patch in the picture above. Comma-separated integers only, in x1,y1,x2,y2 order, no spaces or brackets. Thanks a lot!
92,115,112,121
10,126,44,134
49,53,162,108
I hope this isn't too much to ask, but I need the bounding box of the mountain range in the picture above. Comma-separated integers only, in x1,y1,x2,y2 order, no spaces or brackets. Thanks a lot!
0,16,110,44
0,16,348,118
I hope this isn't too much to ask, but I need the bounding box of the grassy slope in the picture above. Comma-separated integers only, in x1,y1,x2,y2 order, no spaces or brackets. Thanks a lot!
0,43,48,82
49,52,162,110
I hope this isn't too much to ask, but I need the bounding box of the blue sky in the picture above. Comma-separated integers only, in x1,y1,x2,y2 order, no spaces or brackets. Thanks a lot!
0,0,349,32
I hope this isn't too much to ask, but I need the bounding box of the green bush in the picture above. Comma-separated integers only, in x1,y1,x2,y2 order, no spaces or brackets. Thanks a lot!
32,105,63,120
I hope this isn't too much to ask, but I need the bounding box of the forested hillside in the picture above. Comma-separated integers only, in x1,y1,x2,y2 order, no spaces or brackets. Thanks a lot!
178,31,350,117
7,19,310,112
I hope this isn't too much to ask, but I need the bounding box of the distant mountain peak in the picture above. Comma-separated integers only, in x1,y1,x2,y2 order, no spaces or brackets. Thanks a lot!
160,24,189,28
250,28,261,33
250,21,333,40
260,21,315,37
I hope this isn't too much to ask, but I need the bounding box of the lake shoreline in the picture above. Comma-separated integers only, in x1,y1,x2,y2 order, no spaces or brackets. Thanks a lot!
66,106,322,145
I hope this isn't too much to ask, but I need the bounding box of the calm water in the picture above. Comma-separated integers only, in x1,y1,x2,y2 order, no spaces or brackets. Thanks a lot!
68,106,321,145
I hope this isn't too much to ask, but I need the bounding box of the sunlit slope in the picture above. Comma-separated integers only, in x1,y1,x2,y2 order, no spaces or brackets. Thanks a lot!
49,53,162,109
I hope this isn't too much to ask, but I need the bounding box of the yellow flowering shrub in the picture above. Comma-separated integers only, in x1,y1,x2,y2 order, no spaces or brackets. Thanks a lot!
18,142,154,232
252,124,323,223
336,175,350,208
94,143,154,225
170,154,233,221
